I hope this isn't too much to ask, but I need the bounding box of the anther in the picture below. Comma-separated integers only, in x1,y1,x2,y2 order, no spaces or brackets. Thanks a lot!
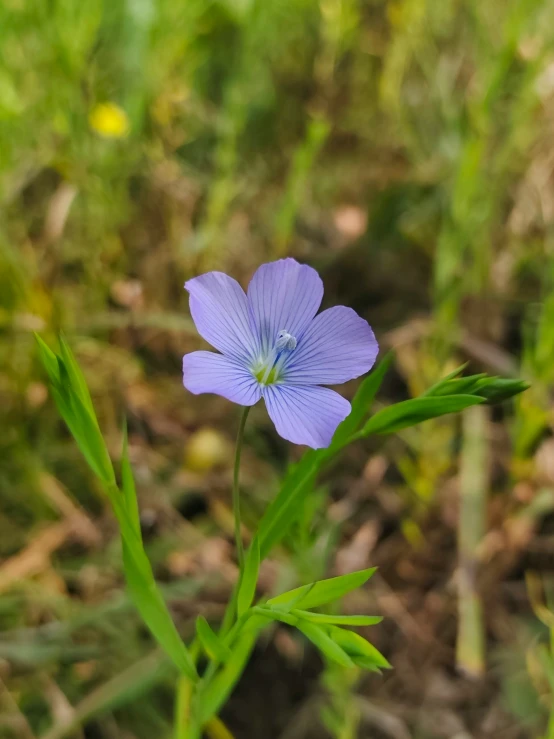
275,330,297,351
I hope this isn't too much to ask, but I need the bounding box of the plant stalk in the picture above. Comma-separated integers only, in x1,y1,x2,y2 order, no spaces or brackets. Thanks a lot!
456,404,488,677
232,406,250,570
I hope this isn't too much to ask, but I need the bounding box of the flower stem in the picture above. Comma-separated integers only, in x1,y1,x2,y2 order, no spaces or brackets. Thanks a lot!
233,406,250,570
205,718,237,739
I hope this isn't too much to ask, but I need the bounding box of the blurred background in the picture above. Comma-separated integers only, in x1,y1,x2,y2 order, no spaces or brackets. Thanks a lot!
2,0,554,736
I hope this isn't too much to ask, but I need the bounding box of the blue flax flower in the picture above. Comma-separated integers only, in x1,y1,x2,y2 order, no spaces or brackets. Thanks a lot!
183,258,378,449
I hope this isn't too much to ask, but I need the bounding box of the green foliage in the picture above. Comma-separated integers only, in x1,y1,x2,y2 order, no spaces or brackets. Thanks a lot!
289,611,382,626
121,422,141,533
237,535,260,617
327,626,390,670
35,335,115,486
121,543,198,681
36,336,198,682
425,366,530,404
296,621,355,668
35,335,529,734
329,352,395,451
198,629,260,724
267,568,377,611
252,602,387,673
259,359,528,559
196,616,231,663
361,395,484,435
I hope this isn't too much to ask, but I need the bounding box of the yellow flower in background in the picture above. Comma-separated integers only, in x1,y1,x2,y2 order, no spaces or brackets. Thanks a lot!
89,102,129,138
184,427,230,472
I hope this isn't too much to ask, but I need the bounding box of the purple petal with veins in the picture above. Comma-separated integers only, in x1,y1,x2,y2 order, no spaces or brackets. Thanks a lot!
182,258,378,449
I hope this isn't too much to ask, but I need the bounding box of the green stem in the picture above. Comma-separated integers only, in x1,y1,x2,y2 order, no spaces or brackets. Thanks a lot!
548,627,554,739
456,404,487,678
175,642,201,739
174,675,194,739
193,410,253,719
232,406,250,570
215,407,251,639
548,710,554,739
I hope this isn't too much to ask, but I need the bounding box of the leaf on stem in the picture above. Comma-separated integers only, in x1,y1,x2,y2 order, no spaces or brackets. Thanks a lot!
289,610,382,626
296,621,354,668
237,535,260,617
361,395,483,436
267,568,376,611
196,616,231,663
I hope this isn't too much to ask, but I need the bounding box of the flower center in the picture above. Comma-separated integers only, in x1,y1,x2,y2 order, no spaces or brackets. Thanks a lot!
252,329,297,385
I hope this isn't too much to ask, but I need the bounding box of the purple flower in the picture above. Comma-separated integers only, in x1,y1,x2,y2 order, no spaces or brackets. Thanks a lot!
182,258,378,449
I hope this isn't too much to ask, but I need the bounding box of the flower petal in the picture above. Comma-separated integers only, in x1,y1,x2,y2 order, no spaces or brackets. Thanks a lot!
247,258,323,355
185,272,257,363
183,351,261,406
284,306,378,385
263,384,351,449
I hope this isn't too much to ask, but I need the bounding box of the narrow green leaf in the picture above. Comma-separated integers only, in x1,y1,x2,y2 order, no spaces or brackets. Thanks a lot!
290,610,382,626
268,568,377,611
362,395,483,436
196,616,231,663
253,606,299,627
36,337,197,683
36,337,115,486
274,582,316,613
110,495,197,682
241,612,274,633
50,383,115,485
424,373,488,397
237,536,260,617
327,626,391,668
256,585,316,620
108,481,144,551
199,629,259,723
259,453,319,558
121,422,141,535
441,363,469,380
329,352,394,451
475,377,530,404
423,363,469,392
59,334,96,418
353,655,390,672
34,334,60,384
296,621,354,668
425,372,529,404
122,543,198,681
115,469,197,681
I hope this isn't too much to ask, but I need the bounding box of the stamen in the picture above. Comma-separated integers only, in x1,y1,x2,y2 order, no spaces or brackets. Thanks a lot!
255,329,297,385
275,330,297,351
